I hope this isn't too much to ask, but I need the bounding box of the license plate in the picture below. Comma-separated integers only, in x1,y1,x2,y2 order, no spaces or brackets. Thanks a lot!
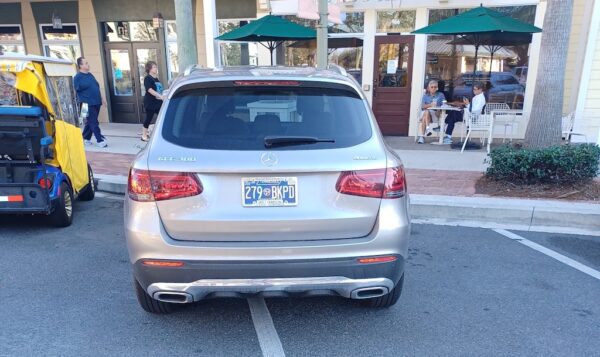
242,177,297,207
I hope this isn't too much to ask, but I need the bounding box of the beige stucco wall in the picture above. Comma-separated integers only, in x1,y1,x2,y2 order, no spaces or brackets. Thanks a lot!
21,1,42,55
196,0,208,67
78,0,109,123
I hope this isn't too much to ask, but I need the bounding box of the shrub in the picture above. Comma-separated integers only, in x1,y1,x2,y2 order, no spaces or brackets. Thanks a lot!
486,144,600,184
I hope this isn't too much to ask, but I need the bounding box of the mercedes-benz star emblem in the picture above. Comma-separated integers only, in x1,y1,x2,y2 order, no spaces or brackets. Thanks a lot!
260,152,278,167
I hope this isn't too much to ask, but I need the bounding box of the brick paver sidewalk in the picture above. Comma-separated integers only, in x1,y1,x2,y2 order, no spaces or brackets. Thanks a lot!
86,151,481,197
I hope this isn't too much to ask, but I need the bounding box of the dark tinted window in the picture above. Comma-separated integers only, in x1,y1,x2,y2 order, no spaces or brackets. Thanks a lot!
161,84,372,150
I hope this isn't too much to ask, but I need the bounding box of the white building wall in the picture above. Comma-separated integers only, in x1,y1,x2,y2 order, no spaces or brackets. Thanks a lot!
573,0,600,144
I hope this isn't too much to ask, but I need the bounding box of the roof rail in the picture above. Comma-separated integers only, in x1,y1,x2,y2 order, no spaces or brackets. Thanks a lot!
183,64,205,76
326,63,347,77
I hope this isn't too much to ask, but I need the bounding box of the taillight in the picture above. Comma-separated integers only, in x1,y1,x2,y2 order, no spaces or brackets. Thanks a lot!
128,168,203,202
38,177,53,189
336,167,406,199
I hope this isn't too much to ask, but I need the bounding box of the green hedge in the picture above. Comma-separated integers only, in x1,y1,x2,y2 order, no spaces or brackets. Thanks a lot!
486,144,600,184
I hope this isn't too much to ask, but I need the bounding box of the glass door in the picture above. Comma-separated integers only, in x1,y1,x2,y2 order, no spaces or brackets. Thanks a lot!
105,43,139,123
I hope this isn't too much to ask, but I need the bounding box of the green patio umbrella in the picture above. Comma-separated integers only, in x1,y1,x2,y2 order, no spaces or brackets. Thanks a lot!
216,15,316,66
412,5,541,96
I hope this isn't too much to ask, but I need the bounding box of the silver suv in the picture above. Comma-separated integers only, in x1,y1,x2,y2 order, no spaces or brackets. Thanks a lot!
125,65,411,313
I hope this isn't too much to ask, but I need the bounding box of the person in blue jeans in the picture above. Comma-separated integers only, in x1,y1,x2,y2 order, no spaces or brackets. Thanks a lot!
74,57,107,147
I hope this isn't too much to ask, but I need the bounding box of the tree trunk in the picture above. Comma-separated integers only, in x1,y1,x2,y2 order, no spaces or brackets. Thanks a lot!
524,0,573,148
174,0,198,71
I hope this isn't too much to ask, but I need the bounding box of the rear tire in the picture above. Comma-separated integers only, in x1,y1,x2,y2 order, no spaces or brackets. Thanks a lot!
49,182,73,227
134,278,175,314
361,274,404,308
78,164,95,201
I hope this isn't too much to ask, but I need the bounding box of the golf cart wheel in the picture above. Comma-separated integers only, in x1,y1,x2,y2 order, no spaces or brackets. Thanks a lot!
361,274,404,308
79,164,95,201
49,182,74,227
134,278,175,314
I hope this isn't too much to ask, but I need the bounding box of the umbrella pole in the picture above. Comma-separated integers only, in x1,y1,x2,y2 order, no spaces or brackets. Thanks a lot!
471,43,479,100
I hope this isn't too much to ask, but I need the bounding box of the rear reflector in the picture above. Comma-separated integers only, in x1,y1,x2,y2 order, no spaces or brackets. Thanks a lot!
128,168,203,202
142,260,185,267
336,166,406,199
38,177,53,189
357,256,398,264
234,80,300,86
0,195,24,202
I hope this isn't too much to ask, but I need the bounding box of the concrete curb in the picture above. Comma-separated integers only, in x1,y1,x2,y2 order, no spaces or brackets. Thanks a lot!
95,176,600,235
95,174,127,195
410,194,600,235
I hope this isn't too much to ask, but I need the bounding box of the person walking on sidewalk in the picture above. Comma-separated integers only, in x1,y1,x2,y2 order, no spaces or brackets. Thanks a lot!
141,61,164,142
75,57,107,148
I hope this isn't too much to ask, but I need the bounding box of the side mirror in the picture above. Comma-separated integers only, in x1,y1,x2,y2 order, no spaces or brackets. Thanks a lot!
40,136,53,146
162,89,169,97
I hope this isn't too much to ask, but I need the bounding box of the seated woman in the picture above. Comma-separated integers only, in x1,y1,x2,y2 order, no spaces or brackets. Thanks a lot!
418,80,446,144
442,81,487,144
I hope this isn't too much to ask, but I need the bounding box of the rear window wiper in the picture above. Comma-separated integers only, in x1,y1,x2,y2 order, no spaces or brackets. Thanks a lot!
264,136,335,148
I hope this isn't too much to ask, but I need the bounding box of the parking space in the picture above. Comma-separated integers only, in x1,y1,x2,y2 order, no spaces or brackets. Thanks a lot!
1,197,599,356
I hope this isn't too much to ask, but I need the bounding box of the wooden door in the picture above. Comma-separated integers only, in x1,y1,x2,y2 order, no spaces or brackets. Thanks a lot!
372,35,414,135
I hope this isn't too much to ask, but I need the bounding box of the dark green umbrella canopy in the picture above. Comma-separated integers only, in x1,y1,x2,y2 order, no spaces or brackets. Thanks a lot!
413,5,541,98
217,15,316,42
412,5,541,35
217,15,316,65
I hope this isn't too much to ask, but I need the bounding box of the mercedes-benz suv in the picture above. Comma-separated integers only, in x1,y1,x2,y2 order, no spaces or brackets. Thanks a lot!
124,65,411,313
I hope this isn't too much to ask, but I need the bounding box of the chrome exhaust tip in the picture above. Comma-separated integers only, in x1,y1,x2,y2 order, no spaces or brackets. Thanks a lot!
154,291,193,304
351,287,389,299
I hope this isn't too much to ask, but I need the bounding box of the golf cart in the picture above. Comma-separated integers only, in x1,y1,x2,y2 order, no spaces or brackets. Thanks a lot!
0,54,95,227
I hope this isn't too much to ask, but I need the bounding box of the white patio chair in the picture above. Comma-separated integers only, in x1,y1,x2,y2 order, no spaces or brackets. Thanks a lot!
562,112,588,143
462,112,493,153
492,109,523,143
485,102,510,115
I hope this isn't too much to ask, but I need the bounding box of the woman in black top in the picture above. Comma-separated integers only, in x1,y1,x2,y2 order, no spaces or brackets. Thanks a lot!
141,61,164,141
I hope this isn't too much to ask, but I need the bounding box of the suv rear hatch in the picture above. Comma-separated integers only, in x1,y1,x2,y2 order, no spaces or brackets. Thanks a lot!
138,80,402,242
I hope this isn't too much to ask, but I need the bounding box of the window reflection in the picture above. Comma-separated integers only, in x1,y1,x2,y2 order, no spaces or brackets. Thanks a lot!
377,11,416,33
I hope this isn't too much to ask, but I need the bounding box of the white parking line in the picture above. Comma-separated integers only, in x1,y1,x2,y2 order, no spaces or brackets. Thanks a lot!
247,297,286,357
494,229,600,281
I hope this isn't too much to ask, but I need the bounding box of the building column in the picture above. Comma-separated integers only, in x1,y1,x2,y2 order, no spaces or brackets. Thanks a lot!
361,9,376,106
195,0,218,67
176,0,199,70
78,0,109,123
21,0,41,55
408,7,428,137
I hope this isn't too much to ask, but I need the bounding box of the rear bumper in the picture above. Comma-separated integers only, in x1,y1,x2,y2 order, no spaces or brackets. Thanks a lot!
135,256,404,302
0,184,51,214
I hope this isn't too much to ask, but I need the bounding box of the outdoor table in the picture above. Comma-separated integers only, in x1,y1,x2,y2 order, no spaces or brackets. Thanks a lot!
428,105,463,145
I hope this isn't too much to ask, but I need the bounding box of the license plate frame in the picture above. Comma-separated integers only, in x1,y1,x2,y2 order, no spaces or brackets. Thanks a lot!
242,177,298,207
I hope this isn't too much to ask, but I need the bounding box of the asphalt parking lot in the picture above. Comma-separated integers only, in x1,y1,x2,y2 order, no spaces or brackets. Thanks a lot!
1,195,599,356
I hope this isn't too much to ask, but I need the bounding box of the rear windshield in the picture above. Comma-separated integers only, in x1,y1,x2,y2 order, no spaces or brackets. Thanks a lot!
161,83,372,150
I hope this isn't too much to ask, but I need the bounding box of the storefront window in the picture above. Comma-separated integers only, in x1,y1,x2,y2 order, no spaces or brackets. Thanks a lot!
103,21,158,42
0,25,25,54
425,6,535,109
40,24,81,63
329,12,364,34
329,46,363,84
377,11,416,33
164,21,178,80
218,20,258,66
